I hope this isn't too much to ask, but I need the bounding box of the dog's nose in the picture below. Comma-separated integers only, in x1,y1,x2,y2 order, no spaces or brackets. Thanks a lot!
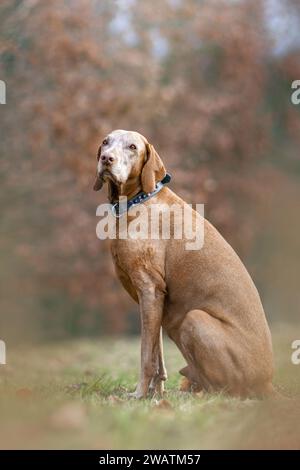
101,154,115,165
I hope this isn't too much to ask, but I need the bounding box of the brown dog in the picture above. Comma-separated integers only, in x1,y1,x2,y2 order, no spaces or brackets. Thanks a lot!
94,129,274,399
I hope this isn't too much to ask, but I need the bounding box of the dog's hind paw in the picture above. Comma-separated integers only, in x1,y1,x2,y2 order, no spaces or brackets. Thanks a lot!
179,377,192,392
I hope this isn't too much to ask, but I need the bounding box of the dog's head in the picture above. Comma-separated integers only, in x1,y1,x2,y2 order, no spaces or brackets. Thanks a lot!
93,130,166,200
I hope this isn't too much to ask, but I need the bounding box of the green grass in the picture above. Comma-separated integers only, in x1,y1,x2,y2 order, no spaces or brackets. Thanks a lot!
0,324,300,449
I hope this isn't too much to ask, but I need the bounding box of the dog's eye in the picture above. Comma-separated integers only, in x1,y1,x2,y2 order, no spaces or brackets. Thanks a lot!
102,139,109,145
129,144,137,150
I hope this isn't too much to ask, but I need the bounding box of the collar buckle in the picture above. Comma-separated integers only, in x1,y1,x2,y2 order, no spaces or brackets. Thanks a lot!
110,173,171,218
111,202,122,218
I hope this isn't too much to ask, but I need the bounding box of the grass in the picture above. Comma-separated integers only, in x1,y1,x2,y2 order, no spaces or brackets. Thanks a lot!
0,324,300,449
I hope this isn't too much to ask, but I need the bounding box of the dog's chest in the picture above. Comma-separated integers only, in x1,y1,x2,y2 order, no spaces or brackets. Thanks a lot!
111,238,166,296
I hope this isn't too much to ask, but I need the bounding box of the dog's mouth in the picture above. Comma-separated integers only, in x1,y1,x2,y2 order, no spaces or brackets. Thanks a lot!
93,169,118,191
101,169,113,179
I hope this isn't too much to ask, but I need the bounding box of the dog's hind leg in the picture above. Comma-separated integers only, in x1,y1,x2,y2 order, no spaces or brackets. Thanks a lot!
179,365,206,392
175,309,274,397
175,309,239,395
178,366,192,392
179,365,190,378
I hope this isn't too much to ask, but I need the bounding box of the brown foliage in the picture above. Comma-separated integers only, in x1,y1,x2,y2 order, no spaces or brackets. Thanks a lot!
1,0,299,337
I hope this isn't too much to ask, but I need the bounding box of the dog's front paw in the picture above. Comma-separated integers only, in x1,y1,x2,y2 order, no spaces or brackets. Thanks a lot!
127,388,145,400
149,378,165,397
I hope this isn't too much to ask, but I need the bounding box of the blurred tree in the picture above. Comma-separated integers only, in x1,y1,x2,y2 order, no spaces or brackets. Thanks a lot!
1,0,299,339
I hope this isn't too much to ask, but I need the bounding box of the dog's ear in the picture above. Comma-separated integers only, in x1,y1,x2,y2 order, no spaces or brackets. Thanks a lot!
141,142,166,194
93,175,118,202
93,145,103,191
93,174,103,191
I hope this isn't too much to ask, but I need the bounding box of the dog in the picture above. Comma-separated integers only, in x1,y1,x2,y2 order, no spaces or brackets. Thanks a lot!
94,129,274,399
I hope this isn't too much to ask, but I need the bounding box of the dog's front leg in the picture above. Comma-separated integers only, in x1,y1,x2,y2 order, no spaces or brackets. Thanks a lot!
149,328,168,396
132,287,165,399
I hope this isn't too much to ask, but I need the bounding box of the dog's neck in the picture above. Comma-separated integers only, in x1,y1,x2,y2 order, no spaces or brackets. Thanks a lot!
109,176,142,203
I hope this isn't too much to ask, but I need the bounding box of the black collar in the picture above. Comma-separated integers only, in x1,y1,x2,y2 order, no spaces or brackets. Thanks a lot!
111,173,171,218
